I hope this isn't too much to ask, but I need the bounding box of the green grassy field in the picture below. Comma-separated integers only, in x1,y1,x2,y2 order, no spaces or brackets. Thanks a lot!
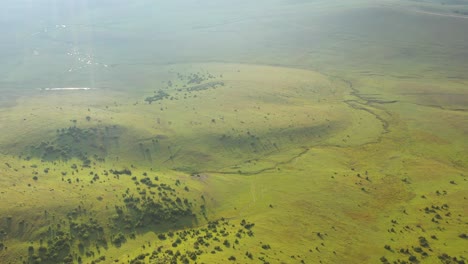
0,0,467,264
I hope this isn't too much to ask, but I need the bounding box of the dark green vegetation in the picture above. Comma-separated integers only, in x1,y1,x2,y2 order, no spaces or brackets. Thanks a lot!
112,176,197,232
0,166,206,264
22,125,123,165
145,71,224,103
127,219,266,264
145,90,169,104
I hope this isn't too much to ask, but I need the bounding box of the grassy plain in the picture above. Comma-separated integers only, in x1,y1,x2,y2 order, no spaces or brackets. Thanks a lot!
0,0,467,264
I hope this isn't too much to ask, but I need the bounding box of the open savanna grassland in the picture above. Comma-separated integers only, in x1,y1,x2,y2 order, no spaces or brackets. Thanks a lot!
0,0,467,264
0,63,382,263
0,62,466,264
